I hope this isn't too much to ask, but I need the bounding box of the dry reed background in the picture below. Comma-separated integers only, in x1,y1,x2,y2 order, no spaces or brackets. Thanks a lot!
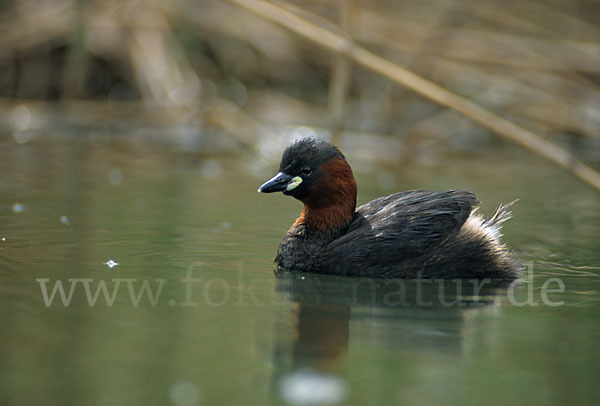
1,0,599,189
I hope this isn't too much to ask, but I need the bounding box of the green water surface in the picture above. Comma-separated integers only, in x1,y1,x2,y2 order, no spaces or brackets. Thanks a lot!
1,133,599,405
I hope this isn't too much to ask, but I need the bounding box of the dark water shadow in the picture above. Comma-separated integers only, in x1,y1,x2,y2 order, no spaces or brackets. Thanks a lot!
270,269,508,405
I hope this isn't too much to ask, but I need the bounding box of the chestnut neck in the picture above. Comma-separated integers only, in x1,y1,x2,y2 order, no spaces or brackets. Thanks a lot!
294,157,357,233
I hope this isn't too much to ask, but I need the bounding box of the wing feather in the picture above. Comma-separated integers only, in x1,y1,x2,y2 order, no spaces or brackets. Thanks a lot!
325,190,477,263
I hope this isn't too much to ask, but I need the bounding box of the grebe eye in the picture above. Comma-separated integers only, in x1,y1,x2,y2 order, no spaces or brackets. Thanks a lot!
301,167,312,176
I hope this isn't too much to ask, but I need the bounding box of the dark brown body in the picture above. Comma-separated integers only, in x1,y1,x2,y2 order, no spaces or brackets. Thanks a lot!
276,190,519,279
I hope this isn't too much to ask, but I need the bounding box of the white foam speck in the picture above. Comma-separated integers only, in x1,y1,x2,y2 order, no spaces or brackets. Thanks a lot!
279,370,347,405
12,203,24,213
104,259,119,269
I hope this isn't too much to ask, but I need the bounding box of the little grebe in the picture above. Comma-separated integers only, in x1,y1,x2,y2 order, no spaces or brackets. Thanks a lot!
259,137,520,280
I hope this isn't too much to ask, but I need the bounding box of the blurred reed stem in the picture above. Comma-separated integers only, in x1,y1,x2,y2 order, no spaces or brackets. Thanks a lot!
327,0,352,146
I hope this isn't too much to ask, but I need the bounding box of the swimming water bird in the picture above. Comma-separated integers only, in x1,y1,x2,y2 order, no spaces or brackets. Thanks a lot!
259,137,520,280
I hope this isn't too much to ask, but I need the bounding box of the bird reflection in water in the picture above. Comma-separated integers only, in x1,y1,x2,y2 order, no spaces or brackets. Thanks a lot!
270,269,509,405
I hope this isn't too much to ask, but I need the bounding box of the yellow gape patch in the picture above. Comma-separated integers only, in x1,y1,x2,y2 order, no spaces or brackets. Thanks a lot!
286,176,303,191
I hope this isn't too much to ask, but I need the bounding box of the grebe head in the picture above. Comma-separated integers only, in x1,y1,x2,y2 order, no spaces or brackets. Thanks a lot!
258,137,357,212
